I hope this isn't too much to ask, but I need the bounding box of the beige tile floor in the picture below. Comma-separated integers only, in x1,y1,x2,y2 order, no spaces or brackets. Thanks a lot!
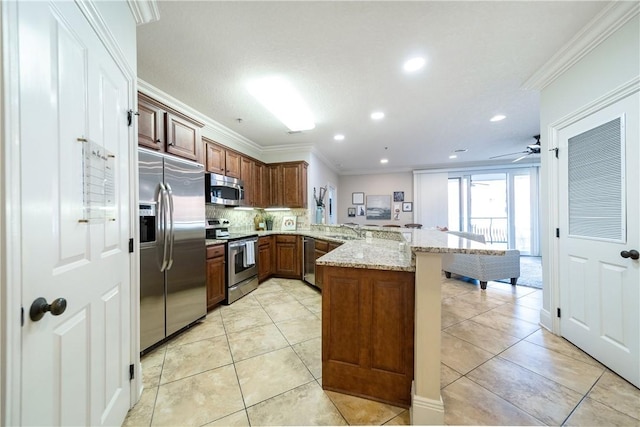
124,276,640,426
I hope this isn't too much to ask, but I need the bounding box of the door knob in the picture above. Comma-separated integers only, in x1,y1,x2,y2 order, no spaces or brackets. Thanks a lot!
620,249,639,260
29,297,67,321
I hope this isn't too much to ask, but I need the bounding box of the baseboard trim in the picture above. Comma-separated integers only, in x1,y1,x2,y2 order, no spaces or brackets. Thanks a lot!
411,382,444,425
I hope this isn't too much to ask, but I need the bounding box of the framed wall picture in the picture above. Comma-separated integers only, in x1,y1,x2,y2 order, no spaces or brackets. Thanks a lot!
366,195,392,220
357,206,365,216
402,202,413,212
282,215,297,231
347,207,356,217
352,192,365,205
393,191,405,202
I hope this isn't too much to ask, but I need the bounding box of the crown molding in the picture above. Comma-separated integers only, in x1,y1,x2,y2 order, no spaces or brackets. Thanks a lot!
260,142,314,153
522,1,640,91
127,0,160,25
310,146,341,175
137,79,263,154
338,167,414,176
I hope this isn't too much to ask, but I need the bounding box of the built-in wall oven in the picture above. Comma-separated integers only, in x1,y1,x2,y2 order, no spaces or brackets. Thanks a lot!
206,218,258,304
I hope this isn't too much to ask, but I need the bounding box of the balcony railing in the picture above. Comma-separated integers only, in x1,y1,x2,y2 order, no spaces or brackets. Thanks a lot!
469,217,508,244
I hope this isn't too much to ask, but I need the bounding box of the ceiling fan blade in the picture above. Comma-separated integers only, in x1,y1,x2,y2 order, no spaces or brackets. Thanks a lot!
512,154,529,163
489,150,527,159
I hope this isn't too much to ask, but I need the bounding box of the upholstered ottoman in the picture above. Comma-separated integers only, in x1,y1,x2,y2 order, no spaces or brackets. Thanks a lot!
442,231,520,290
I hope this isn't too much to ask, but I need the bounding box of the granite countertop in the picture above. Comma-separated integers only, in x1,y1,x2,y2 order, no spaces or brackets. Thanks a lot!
206,226,504,273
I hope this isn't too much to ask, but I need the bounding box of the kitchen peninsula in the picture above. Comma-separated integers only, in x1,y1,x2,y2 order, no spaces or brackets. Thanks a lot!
316,226,503,425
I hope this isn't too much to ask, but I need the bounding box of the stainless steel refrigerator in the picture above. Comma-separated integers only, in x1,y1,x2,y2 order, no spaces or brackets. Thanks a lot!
138,148,206,352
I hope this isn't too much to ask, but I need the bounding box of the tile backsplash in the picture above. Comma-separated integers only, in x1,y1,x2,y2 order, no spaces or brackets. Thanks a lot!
205,205,309,231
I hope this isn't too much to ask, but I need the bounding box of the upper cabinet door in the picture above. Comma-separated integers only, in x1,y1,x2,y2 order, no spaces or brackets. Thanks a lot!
204,140,225,175
225,150,241,179
138,96,165,151
282,162,308,208
166,112,201,161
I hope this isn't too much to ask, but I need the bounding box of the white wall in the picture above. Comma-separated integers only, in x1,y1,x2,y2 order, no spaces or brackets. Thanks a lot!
337,172,413,225
413,172,449,229
539,14,640,330
307,152,339,224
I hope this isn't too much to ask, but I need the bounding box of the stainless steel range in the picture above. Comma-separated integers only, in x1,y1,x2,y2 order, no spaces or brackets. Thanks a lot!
206,219,259,304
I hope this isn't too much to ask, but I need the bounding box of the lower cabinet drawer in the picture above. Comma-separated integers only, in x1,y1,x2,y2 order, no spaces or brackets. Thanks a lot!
207,244,225,259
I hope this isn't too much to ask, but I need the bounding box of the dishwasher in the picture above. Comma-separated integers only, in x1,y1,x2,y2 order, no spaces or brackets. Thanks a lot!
303,237,317,288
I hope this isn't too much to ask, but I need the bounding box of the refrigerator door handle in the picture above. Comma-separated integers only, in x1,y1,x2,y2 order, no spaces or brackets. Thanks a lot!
159,182,169,272
165,182,175,270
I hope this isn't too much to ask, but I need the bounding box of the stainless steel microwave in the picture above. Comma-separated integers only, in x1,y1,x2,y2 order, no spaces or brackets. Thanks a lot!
205,173,244,206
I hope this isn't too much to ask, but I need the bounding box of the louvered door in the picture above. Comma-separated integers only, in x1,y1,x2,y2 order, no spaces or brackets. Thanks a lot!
558,93,639,388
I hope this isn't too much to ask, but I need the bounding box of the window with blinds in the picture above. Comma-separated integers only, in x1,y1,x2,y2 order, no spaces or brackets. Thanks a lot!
568,116,625,241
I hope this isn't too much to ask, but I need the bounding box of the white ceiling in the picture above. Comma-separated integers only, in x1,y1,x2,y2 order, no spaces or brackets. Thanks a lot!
136,1,610,174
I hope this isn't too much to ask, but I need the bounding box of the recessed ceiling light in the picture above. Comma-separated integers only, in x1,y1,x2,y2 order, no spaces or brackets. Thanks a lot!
380,158,389,164
247,76,315,131
403,57,426,72
490,114,506,122
371,111,385,120
334,134,345,141
449,155,457,159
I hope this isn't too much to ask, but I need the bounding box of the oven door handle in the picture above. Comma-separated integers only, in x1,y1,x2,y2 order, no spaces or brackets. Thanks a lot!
228,240,256,249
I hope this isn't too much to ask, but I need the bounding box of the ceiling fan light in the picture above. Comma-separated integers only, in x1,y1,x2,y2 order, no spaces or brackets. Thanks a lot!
247,76,315,131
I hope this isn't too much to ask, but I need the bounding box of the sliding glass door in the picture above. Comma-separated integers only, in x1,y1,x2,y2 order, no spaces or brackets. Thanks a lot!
448,167,539,255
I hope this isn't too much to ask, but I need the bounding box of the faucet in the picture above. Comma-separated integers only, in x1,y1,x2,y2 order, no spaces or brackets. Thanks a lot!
341,223,364,238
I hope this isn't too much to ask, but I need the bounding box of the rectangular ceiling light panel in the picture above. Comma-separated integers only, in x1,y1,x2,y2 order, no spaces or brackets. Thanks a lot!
247,76,315,132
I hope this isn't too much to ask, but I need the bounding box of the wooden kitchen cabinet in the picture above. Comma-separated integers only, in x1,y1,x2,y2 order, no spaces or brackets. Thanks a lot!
314,239,342,288
322,266,415,407
274,235,301,278
206,244,226,309
258,236,274,282
328,241,343,252
204,138,242,179
138,93,204,163
204,139,225,175
240,156,253,206
225,150,241,179
254,162,267,208
268,161,308,208
166,112,202,161
138,94,165,152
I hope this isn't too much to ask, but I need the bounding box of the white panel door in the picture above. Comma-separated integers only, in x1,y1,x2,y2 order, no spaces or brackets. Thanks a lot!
558,92,639,388
18,1,131,425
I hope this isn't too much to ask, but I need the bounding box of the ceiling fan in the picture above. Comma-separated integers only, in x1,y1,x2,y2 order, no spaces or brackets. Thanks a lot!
490,135,541,162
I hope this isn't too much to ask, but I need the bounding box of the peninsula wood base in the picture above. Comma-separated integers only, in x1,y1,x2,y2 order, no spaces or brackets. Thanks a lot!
321,266,415,408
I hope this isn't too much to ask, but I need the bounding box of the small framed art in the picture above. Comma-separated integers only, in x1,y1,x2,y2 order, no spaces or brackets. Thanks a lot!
393,191,405,202
347,207,356,217
282,215,297,231
402,202,413,212
352,192,364,205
